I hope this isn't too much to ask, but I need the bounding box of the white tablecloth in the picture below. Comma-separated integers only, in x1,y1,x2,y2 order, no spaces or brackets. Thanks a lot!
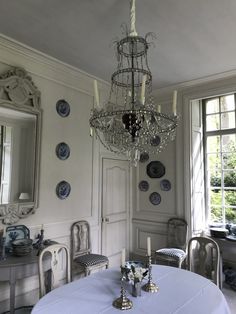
32,265,230,314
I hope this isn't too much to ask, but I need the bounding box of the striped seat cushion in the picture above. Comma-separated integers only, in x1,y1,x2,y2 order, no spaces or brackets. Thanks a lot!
155,248,186,261
75,254,108,267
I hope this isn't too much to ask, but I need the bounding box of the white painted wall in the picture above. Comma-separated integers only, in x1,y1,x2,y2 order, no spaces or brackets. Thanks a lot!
0,34,109,310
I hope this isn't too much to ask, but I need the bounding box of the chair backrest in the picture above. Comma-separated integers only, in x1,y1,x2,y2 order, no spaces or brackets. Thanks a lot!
71,220,91,260
38,244,71,298
187,236,220,287
167,218,188,250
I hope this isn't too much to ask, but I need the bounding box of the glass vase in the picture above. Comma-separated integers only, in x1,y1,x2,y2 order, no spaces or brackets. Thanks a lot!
132,281,141,297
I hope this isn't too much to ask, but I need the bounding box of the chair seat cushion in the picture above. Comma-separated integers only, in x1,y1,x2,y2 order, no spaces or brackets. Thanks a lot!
155,248,186,261
75,254,108,268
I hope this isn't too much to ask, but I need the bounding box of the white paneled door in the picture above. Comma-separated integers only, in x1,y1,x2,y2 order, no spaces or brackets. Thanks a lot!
101,157,131,267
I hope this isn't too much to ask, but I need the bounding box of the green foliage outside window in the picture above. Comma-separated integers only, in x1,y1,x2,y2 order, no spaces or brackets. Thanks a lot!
209,142,236,224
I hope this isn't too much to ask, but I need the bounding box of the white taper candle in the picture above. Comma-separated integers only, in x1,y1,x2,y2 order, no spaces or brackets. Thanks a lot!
140,74,147,105
93,80,100,108
172,90,177,115
121,248,126,267
3,227,6,237
147,237,151,256
157,105,161,113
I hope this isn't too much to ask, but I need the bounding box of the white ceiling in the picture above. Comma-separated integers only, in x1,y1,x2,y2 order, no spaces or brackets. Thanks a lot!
0,0,236,89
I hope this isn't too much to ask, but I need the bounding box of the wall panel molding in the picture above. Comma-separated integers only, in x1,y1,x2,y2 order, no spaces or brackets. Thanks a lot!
132,220,168,256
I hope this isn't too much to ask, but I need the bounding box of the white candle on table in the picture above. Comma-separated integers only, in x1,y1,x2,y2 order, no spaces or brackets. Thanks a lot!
147,237,151,256
121,248,126,267
172,90,177,115
140,74,147,105
93,80,100,108
157,104,161,113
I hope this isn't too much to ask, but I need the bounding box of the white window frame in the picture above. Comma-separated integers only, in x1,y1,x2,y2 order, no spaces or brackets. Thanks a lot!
182,77,236,236
202,94,236,225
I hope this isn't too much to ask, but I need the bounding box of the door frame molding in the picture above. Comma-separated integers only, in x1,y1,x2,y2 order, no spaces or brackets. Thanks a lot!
99,152,133,259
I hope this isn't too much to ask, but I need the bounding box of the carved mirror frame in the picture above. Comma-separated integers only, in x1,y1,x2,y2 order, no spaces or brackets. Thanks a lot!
0,67,41,224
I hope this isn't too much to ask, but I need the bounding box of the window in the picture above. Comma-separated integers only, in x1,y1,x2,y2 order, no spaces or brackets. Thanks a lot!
0,125,12,203
203,94,236,225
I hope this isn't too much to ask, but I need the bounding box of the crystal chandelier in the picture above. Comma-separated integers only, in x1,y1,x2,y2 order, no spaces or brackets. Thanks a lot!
89,0,178,165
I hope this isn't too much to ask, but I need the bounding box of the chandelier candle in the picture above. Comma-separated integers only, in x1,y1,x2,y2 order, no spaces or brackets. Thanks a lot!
93,80,100,108
172,90,177,115
140,74,147,105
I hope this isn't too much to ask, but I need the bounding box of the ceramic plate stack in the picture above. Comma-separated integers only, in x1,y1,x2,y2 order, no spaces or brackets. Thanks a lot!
12,239,33,256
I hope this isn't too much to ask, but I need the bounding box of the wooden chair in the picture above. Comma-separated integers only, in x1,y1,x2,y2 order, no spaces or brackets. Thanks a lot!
187,236,221,288
155,218,188,268
38,244,71,297
71,220,109,279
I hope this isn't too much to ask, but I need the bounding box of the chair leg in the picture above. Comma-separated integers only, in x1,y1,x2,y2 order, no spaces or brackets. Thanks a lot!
85,268,90,276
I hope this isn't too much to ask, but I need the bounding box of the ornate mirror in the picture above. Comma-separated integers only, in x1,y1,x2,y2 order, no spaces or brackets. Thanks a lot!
0,67,41,224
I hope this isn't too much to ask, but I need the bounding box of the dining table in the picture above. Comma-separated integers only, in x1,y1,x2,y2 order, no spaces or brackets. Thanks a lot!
32,264,231,314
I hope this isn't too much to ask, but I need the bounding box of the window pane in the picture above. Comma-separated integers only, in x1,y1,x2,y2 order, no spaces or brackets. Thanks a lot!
206,98,219,114
225,207,236,224
222,134,236,152
210,206,223,223
207,154,221,171
225,190,236,206
221,111,235,129
209,171,221,188
220,94,235,112
210,189,222,205
206,114,220,131
207,136,220,153
224,171,236,187
223,153,236,170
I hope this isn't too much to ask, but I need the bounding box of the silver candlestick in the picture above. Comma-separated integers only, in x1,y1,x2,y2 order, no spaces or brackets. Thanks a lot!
113,268,133,310
142,255,158,293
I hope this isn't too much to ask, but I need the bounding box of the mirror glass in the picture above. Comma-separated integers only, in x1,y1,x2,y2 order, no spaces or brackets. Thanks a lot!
0,107,36,204
0,67,41,224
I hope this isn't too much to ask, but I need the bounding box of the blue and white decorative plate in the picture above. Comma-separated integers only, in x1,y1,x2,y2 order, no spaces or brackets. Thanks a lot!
138,180,149,192
125,260,145,270
56,99,70,117
147,161,165,178
5,225,30,252
56,142,70,160
149,192,161,205
56,181,71,200
150,136,161,146
139,152,149,163
160,179,171,191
